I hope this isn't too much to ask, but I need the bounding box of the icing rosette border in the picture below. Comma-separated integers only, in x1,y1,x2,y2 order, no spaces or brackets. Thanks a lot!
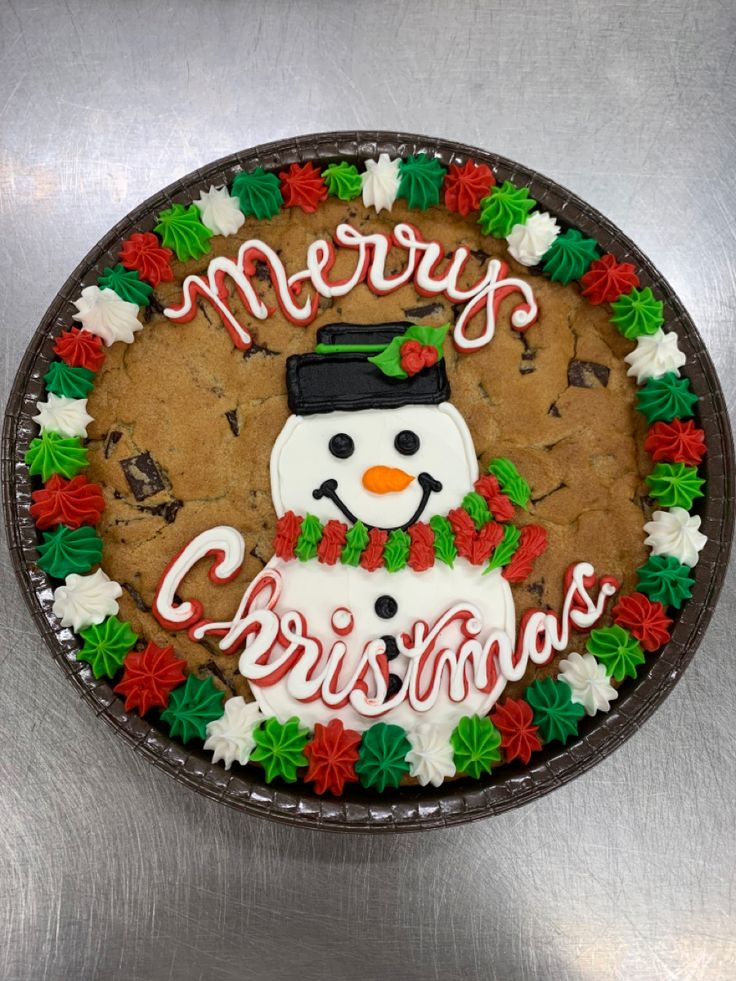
5,132,731,828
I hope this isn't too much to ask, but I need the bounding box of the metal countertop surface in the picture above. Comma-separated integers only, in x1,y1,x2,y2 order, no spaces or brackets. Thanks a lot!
1,2,734,979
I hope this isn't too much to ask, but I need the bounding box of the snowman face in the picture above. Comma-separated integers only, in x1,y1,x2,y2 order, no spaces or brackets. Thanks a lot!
270,403,479,529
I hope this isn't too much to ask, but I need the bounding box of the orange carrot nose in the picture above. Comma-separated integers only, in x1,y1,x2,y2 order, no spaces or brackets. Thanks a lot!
362,466,415,494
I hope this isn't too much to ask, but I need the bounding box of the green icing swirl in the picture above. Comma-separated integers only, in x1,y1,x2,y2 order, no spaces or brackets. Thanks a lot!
355,722,411,792
486,523,521,573
525,677,585,744
636,372,698,423
44,361,95,398
646,461,705,509
77,616,138,679
488,457,530,508
160,675,225,744
397,154,446,210
25,432,88,481
462,492,491,530
541,229,600,284
478,181,536,238
323,161,362,201
610,286,664,338
450,715,501,779
154,203,212,262
295,513,323,562
637,554,694,609
37,524,103,579
384,528,411,572
341,520,370,566
98,264,153,306
231,167,283,220
585,625,645,682
429,514,457,566
250,716,309,783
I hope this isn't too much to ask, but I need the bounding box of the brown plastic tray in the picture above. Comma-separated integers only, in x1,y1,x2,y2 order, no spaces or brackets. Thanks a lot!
3,131,733,832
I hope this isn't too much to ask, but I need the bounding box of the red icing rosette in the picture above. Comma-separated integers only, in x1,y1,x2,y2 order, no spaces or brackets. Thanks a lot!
30,474,105,530
114,642,187,715
119,231,174,287
272,511,303,560
502,525,548,582
53,327,105,372
303,718,361,796
279,162,328,213
612,592,672,652
360,528,387,571
474,474,515,522
317,520,348,565
448,508,476,557
443,161,495,216
644,419,707,466
408,522,435,572
490,698,542,764
580,254,640,304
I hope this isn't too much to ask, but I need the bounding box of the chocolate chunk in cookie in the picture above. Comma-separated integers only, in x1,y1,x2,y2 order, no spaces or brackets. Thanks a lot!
120,452,166,500
567,360,610,389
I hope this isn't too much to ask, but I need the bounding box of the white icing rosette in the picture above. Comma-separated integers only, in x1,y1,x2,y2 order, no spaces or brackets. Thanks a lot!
195,185,245,237
32,394,93,438
558,651,618,716
52,569,122,631
203,696,264,769
506,212,560,266
405,722,456,787
361,153,400,213
624,328,686,384
72,285,141,346
643,507,707,567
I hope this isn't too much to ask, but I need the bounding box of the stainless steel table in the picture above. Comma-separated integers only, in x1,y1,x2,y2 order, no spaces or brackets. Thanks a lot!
1,2,734,979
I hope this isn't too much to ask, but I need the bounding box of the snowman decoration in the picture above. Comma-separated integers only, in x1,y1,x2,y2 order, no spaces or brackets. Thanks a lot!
233,322,519,732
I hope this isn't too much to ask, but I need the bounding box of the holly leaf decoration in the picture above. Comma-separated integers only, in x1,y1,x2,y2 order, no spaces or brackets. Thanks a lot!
429,514,457,567
368,323,450,379
383,528,411,572
294,513,323,562
160,675,225,745
461,491,491,531
485,522,521,573
487,458,531,509
341,520,370,566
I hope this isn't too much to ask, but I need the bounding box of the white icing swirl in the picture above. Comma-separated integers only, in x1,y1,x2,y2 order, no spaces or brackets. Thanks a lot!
643,507,707,567
72,286,141,346
405,722,456,787
624,328,686,384
203,696,264,769
32,394,93,438
506,212,560,266
195,185,245,236
361,154,400,213
52,569,122,631
558,651,618,716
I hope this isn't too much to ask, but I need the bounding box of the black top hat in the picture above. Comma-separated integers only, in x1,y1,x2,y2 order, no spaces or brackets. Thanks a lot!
286,322,451,415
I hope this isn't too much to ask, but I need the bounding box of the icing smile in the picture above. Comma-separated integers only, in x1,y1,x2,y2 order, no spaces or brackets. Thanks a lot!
312,472,443,531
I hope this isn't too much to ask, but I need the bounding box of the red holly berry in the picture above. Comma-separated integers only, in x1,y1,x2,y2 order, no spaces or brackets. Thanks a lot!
490,698,542,764
612,593,672,652
114,642,187,715
119,231,174,287
443,160,495,216
30,474,105,530
279,162,328,213
580,254,640,304
399,339,439,376
304,719,361,795
53,327,105,372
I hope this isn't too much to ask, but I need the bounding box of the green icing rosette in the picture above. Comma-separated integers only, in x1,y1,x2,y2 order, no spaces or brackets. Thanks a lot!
44,362,95,398
355,722,411,792
585,625,645,682
231,167,283,220
160,675,225,744
429,514,457,567
341,520,370,566
478,181,536,238
450,715,502,779
397,153,446,210
636,554,694,609
646,461,705,509
525,677,585,744
295,513,324,562
462,491,491,531
25,432,88,481
36,524,103,579
636,373,698,423
541,229,600,284
97,264,153,306
77,616,138,679
154,203,212,262
610,286,664,338
384,528,411,573
250,716,310,783
323,161,362,201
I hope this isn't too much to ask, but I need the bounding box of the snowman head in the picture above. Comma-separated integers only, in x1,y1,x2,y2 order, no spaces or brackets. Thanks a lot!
271,323,479,529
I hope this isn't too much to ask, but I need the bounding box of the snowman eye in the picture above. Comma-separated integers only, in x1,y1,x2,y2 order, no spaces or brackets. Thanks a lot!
394,430,420,455
328,433,355,459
